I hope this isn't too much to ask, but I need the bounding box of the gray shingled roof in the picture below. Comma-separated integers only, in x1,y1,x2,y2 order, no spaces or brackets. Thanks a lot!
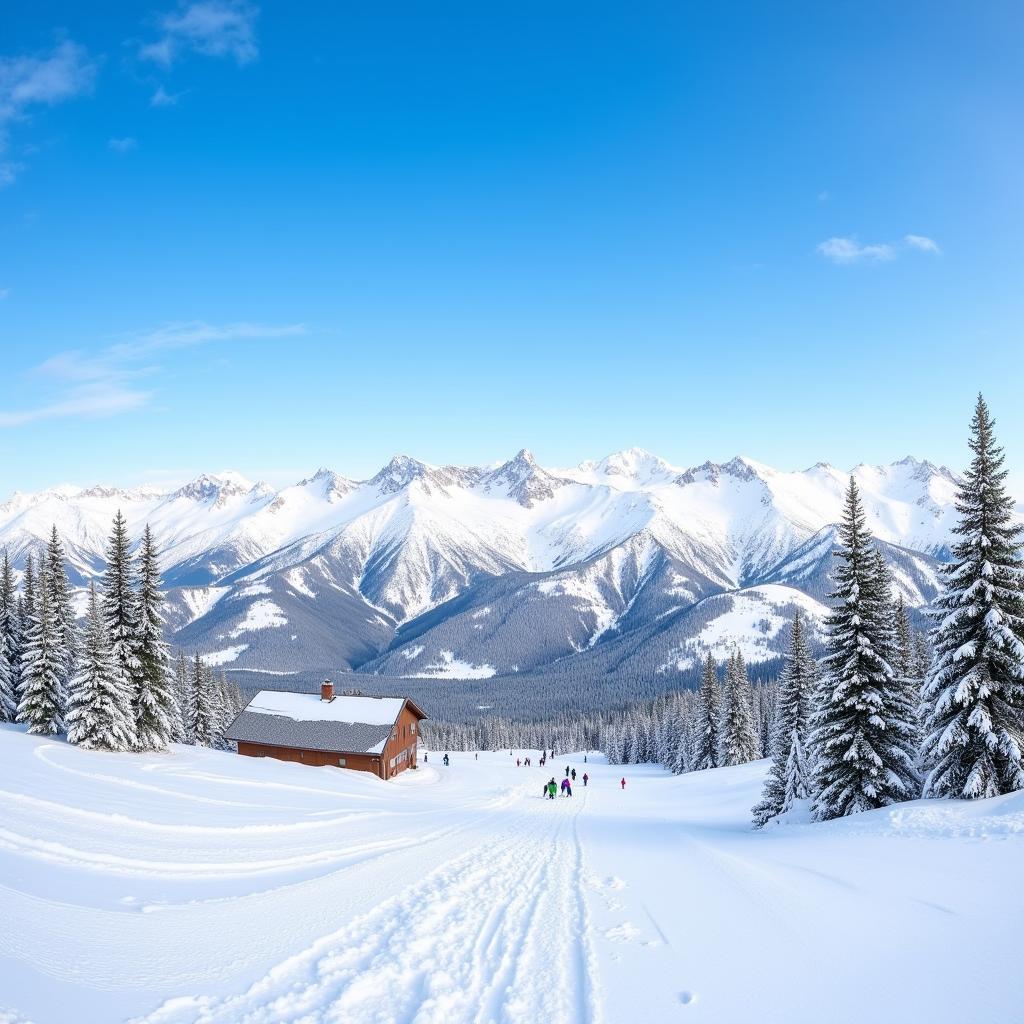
223,710,394,755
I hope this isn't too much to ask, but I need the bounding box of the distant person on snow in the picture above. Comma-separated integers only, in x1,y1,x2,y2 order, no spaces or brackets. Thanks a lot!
443,754,450,767
565,765,570,777
620,777,626,790
583,773,589,787
547,779,557,800
561,777,572,797
571,768,576,782
584,754,588,763
475,753,478,760
517,758,521,767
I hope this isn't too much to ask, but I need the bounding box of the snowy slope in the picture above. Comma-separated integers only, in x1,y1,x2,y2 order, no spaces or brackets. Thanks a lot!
1,726,1022,1024
0,451,993,684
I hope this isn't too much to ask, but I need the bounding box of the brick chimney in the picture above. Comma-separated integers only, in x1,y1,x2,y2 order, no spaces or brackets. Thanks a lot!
321,680,334,702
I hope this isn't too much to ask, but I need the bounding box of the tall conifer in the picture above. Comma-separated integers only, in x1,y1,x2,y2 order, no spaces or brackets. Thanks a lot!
920,395,1024,798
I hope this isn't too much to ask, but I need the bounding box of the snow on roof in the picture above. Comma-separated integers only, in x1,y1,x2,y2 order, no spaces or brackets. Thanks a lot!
247,690,405,726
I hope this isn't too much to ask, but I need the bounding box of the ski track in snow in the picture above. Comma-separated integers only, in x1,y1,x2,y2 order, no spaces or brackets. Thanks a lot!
138,792,602,1024
3,728,1024,1024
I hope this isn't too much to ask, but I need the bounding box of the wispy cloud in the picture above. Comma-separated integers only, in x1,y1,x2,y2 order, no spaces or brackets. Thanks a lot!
0,39,98,186
150,85,184,107
108,136,137,153
140,1,259,67
817,233,942,266
817,237,896,265
0,320,305,428
904,233,941,254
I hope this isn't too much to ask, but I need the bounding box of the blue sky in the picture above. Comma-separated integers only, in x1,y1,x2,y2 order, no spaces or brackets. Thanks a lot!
0,1,1022,491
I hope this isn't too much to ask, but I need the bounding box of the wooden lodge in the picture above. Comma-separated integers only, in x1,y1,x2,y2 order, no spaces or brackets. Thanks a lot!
223,681,428,780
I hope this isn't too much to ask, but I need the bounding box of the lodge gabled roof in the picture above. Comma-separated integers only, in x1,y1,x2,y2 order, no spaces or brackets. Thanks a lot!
223,689,427,756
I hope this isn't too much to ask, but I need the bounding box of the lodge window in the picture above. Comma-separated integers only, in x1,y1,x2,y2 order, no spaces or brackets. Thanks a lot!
338,757,346,768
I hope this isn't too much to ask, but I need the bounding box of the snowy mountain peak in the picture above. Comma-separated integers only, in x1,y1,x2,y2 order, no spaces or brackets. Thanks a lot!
369,455,430,494
676,456,761,486
484,449,567,508
591,448,679,485
171,472,256,505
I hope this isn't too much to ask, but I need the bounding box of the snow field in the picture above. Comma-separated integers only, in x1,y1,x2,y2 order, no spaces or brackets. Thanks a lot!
1,726,1022,1023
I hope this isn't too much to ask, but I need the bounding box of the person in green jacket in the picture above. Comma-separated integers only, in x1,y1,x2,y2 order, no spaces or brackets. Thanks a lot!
546,779,557,800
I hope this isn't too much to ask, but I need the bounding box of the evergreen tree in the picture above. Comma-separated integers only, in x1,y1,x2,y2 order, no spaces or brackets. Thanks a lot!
17,584,65,734
66,583,135,751
134,525,179,750
46,525,79,705
753,609,818,826
190,652,216,746
22,552,36,621
719,649,759,766
781,729,811,810
692,654,721,770
0,549,20,704
811,478,920,820
173,650,192,743
920,395,1024,799
0,636,13,721
102,511,142,748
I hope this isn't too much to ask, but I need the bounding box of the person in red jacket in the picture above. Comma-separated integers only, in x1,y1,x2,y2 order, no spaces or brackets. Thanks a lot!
620,777,626,790
582,772,589,787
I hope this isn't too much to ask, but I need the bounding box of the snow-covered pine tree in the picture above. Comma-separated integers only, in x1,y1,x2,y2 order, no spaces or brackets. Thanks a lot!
692,653,721,770
874,553,922,772
920,395,1024,799
102,511,141,749
895,595,913,680
46,525,79,709
0,549,20,711
719,649,759,766
173,650,192,743
811,478,920,820
782,729,811,810
66,583,135,751
190,652,216,747
17,583,65,734
752,609,817,827
134,525,180,750
22,552,36,621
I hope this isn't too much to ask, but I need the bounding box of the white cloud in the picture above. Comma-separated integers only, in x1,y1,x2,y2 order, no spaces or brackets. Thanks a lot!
150,85,183,107
817,237,896,265
904,234,941,254
0,40,97,186
817,233,942,265
140,1,259,67
0,321,305,428
108,136,137,153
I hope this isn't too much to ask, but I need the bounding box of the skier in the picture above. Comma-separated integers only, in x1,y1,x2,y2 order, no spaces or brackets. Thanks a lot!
620,777,626,790
584,754,588,764
547,779,557,800
443,753,450,767
424,753,428,762
475,752,478,760
561,778,572,797
517,758,521,768
565,765,570,777
571,768,577,782
583,772,589,787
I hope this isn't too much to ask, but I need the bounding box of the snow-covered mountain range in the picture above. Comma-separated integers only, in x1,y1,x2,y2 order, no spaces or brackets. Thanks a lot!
0,450,980,691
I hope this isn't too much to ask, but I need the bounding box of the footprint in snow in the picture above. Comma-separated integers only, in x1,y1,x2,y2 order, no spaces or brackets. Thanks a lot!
604,922,641,943
603,875,626,890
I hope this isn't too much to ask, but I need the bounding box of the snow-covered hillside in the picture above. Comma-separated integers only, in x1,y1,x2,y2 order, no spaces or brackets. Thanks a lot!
1,726,1021,1024
0,451,983,686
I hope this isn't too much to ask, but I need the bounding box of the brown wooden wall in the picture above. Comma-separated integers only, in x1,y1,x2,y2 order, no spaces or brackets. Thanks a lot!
378,702,423,780
237,741,383,776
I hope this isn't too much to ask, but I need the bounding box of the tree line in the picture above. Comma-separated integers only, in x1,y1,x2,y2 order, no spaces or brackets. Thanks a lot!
0,511,244,751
